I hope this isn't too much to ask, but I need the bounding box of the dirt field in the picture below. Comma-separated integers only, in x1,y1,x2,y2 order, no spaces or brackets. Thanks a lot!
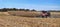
0,11,60,27
8,11,60,18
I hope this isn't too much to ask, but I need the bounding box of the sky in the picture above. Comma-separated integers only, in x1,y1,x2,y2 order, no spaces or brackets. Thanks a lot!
0,0,60,11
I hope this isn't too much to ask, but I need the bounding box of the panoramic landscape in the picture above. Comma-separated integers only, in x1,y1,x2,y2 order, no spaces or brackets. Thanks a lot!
0,8,60,27
0,0,60,27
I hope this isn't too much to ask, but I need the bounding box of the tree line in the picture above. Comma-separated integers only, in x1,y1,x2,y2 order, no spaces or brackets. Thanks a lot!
0,8,36,12
0,8,60,12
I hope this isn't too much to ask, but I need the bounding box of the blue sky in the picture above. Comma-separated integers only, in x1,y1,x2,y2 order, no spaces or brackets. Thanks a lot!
0,0,60,11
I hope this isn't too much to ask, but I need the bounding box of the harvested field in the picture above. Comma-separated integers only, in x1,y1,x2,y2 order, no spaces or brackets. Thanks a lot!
0,12,10,16
8,11,40,17
0,16,60,27
8,11,60,18
0,11,60,27
51,12,60,18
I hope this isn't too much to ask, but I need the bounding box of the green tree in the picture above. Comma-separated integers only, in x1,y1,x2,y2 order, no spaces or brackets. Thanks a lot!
31,9,36,11
25,9,30,11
